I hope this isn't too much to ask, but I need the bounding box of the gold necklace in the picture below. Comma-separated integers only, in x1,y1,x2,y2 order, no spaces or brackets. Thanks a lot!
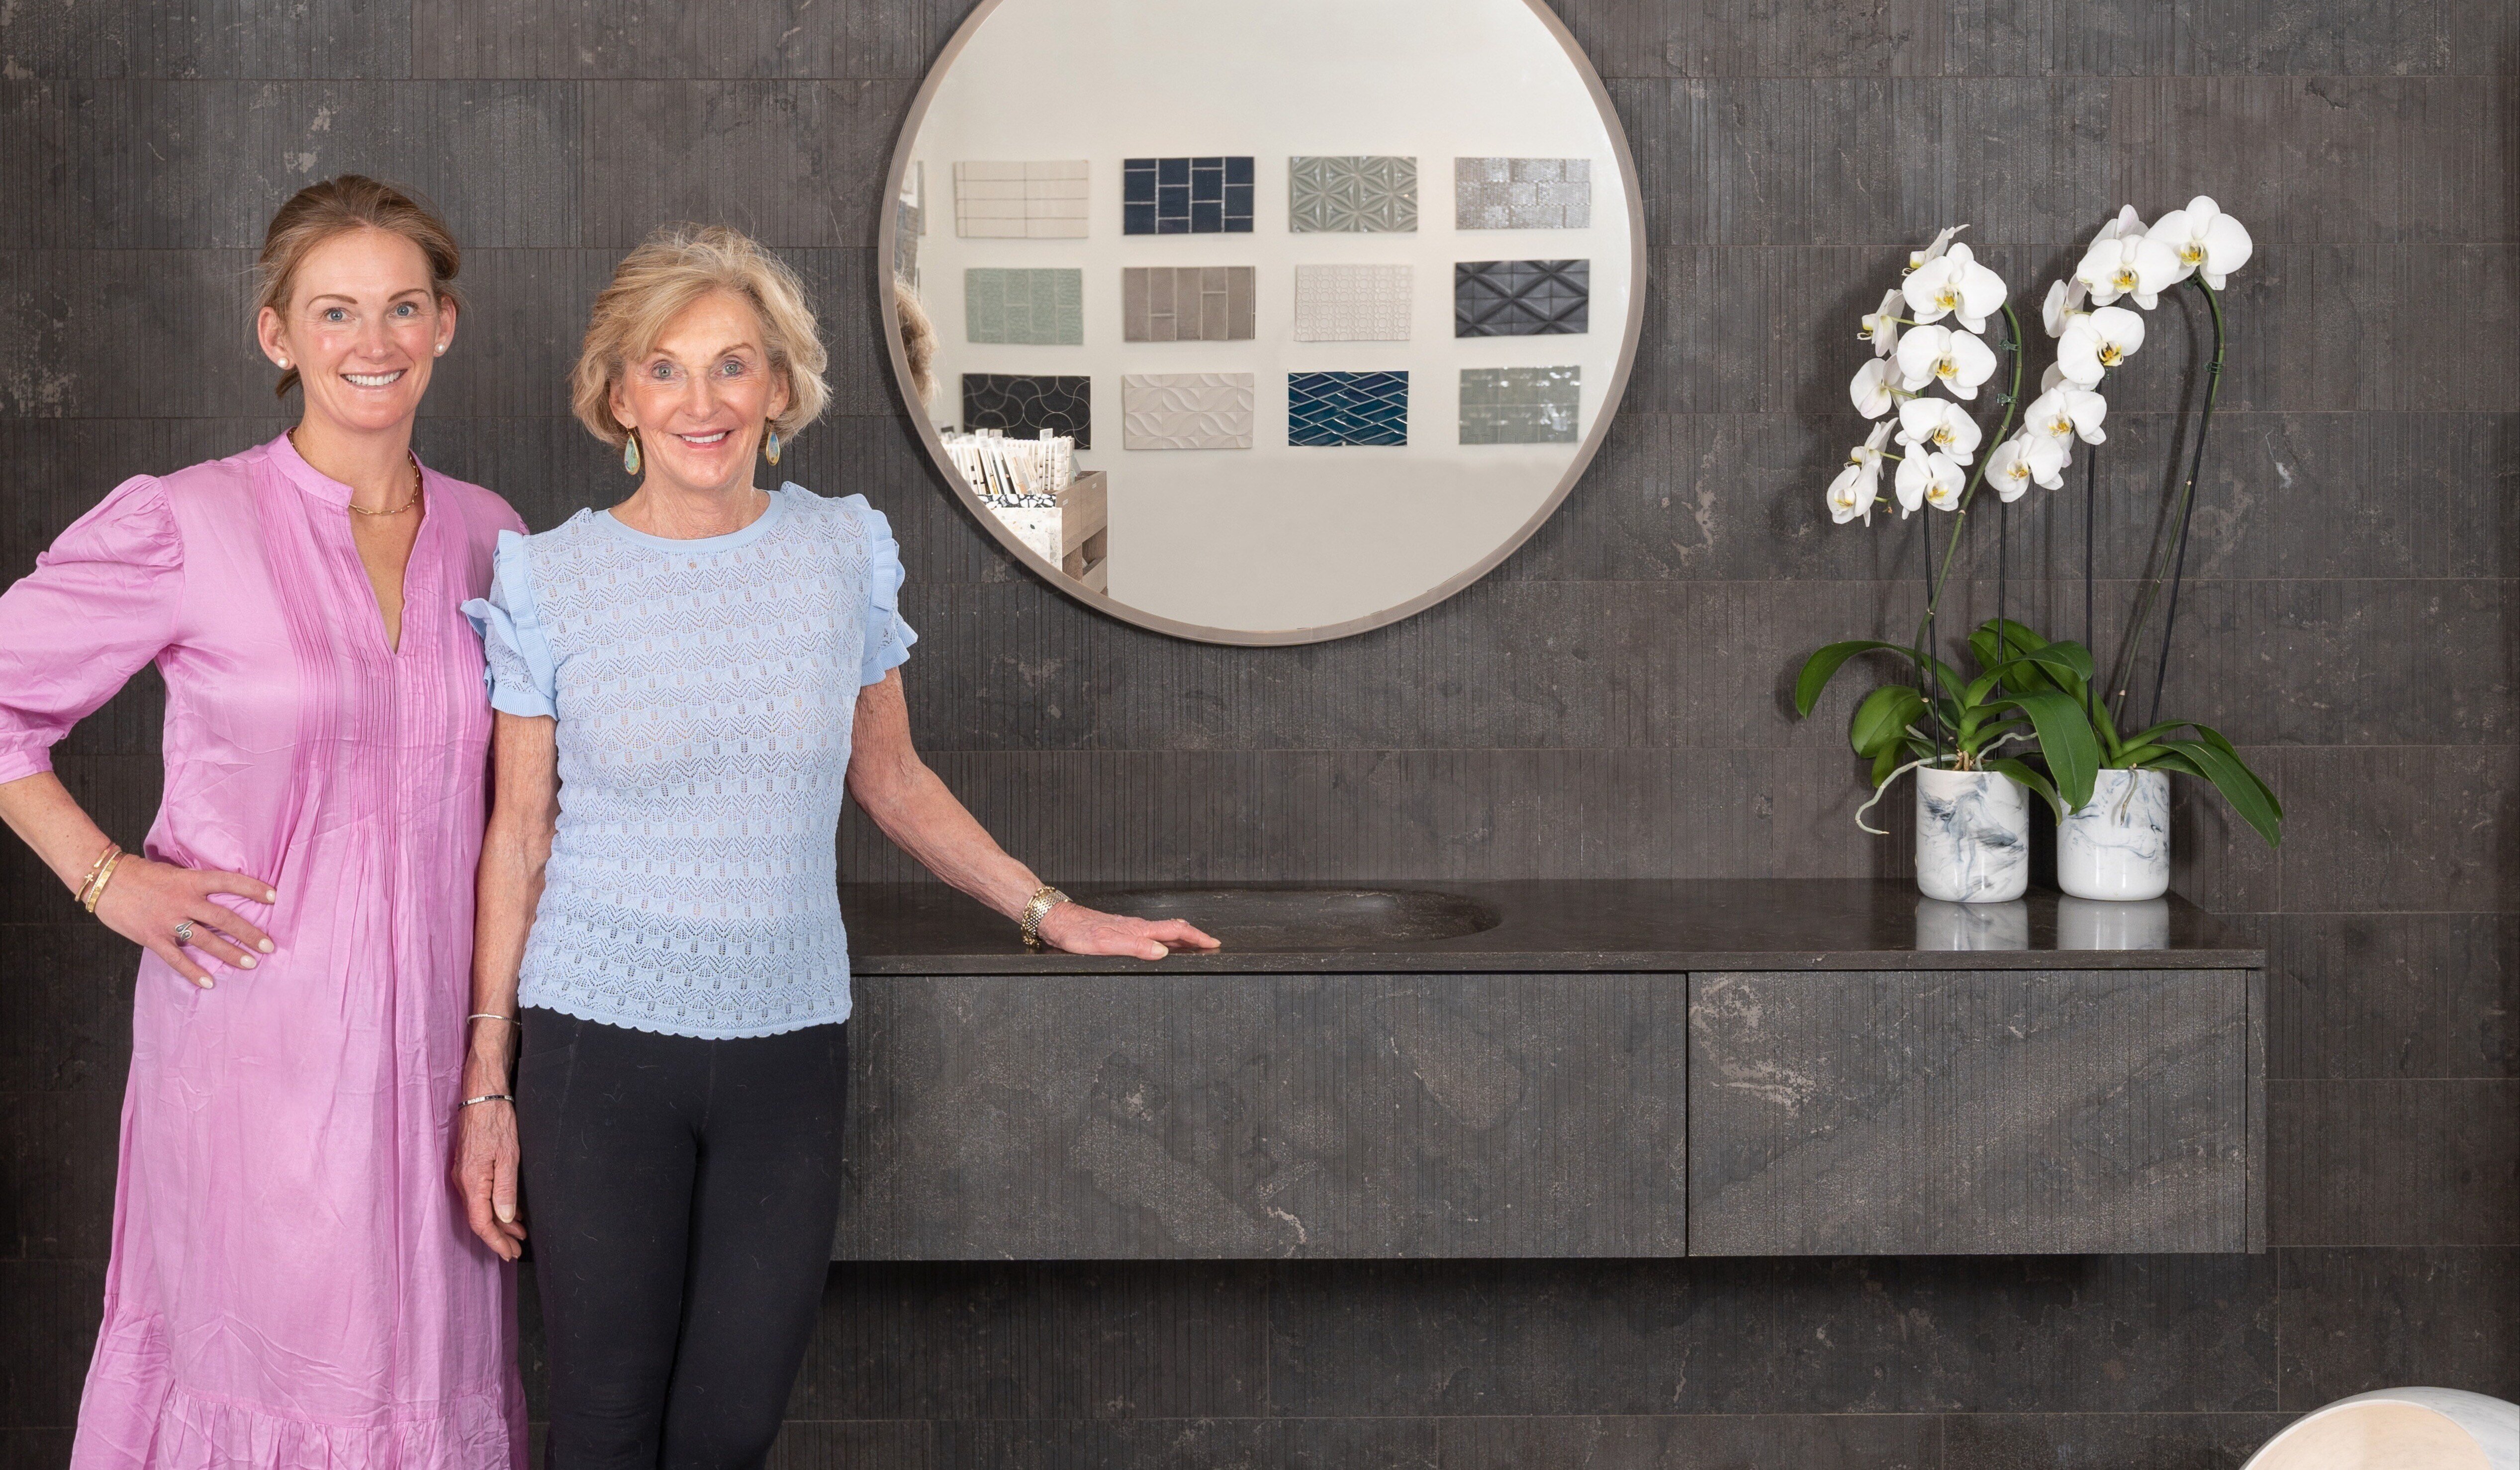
289,427,424,517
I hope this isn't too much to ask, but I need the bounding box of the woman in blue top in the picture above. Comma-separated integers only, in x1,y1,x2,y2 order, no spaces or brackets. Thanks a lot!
455,225,1216,1470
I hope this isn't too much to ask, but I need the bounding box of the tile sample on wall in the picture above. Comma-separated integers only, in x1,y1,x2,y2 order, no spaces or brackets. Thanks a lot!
1123,157,1255,234
1456,259,1590,336
1460,366,1581,444
1121,267,1256,342
1287,371,1409,447
1292,264,1412,342
1455,157,1592,230
964,269,1084,345
962,374,1092,449
953,161,1090,239
1288,156,1418,233
1121,373,1256,451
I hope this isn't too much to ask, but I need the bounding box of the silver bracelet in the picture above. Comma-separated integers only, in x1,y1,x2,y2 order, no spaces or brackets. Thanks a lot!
459,1093,515,1108
467,1013,515,1025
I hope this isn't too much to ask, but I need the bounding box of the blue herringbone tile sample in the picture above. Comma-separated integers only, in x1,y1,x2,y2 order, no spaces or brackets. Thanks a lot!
1287,371,1409,446
1125,157,1254,234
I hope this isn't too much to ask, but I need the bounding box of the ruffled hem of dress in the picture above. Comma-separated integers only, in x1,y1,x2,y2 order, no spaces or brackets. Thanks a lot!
75,1381,521,1470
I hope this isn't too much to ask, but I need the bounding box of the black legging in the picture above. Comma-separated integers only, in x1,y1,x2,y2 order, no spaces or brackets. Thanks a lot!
517,1009,848,1470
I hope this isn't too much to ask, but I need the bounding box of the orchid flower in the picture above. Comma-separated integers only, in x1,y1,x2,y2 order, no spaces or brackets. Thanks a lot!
1826,422,1894,525
1895,449,1965,515
1895,396,1984,465
1902,242,2008,334
1906,224,1965,273
2074,230,2184,310
2148,195,2253,289
1894,325,1998,399
2022,384,2107,445
2056,305,2146,386
1860,288,1903,357
1851,357,1900,418
1986,433,2068,501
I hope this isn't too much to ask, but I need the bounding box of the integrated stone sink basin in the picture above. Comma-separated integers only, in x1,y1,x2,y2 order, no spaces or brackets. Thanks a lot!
1081,885,1503,951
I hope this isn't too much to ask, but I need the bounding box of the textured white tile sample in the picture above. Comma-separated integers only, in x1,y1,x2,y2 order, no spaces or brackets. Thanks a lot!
1292,264,1412,342
1455,157,1591,229
1121,373,1256,451
954,161,1090,239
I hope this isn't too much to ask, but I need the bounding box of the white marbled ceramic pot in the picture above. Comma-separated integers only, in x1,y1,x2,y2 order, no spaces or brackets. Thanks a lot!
1914,767,2031,904
2058,767,2171,901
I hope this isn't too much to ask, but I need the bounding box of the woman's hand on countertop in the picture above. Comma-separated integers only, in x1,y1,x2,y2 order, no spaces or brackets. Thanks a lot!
1034,902,1220,960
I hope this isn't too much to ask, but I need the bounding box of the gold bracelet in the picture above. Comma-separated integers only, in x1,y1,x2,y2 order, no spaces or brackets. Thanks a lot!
81,847,126,915
1020,885,1070,952
75,841,120,909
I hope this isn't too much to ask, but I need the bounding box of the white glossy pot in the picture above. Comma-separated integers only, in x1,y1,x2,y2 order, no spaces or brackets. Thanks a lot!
1915,767,2030,904
2059,768,2171,901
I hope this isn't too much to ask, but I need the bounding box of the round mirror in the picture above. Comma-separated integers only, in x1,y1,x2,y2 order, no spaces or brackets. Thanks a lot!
880,0,1644,644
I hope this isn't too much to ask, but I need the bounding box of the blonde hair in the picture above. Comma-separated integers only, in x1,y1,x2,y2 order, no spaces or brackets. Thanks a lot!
571,224,830,448
256,175,463,400
893,278,937,409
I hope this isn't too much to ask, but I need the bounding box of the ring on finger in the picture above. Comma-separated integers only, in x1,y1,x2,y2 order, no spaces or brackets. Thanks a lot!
173,918,194,946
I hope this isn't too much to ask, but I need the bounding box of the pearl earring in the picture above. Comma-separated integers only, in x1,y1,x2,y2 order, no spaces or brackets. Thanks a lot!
434,344,446,356
277,358,290,370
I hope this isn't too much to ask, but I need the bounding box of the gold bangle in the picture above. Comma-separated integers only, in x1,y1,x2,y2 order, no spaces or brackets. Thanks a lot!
81,847,125,915
1020,885,1069,952
76,841,118,905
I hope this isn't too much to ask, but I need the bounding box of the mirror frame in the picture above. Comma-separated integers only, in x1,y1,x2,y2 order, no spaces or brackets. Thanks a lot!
877,0,1648,646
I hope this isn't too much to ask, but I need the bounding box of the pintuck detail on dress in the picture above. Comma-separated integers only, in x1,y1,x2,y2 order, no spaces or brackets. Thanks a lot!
0,432,528,1470
461,485,915,1041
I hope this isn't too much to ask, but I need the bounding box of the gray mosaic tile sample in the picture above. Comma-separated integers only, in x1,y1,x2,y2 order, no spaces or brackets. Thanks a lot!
1122,266,1256,342
954,160,1090,239
1455,157,1592,230
1293,264,1412,342
964,268,1083,345
1289,155,1417,233
1460,366,1581,445
1121,373,1256,451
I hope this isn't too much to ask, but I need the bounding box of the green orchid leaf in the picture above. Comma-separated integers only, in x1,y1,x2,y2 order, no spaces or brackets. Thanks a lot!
2188,723,2283,820
2162,738,2283,847
1850,685,1928,757
1987,757,2066,822
2007,688,2101,812
2112,743,2170,768
1793,641,1952,719
1870,743,1905,790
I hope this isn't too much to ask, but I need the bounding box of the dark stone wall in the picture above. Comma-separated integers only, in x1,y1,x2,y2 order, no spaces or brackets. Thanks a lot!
1,1,2513,1466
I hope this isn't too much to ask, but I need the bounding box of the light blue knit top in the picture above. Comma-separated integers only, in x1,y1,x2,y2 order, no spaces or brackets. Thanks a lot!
461,485,916,1038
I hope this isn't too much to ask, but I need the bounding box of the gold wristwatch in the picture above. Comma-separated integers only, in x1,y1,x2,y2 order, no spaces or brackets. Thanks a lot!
1020,886,1070,952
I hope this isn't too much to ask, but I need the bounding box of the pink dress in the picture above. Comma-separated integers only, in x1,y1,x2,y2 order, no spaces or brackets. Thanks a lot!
0,434,527,1470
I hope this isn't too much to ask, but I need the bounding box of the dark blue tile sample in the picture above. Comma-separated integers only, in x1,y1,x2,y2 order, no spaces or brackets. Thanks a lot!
1287,371,1409,447
961,374,1092,450
1124,157,1255,235
1455,259,1591,336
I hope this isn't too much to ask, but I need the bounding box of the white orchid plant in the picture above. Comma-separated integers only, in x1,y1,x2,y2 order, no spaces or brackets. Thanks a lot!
1798,199,2282,846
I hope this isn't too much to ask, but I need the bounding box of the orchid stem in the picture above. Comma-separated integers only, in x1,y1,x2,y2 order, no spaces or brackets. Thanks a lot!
2144,279,2226,727
1910,301,2028,747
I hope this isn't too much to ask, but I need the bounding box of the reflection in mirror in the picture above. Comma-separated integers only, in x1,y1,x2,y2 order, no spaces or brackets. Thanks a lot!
881,0,1642,643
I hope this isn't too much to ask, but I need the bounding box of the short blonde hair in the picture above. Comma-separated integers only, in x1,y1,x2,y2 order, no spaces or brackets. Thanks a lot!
571,224,830,448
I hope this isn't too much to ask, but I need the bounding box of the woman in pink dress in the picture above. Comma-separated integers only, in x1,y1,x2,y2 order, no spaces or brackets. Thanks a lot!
0,176,525,1468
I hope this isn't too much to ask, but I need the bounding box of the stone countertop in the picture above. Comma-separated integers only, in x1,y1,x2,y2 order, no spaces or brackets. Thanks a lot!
840,879,2264,974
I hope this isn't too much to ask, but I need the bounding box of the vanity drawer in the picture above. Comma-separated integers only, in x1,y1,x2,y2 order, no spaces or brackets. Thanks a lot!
1686,968,2263,1256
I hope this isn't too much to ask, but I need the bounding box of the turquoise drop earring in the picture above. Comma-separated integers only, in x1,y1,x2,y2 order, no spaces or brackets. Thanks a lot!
764,424,782,466
622,433,641,476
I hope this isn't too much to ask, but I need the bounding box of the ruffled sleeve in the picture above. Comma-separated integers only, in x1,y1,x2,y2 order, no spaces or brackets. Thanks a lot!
849,496,918,686
0,475,184,784
459,530,559,719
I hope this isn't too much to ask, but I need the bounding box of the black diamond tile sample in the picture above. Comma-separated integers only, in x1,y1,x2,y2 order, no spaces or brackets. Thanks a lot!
961,374,1092,450
1125,157,1255,235
1455,259,1590,337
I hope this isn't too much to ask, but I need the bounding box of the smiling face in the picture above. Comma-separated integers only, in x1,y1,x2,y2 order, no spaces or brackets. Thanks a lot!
609,289,793,499
256,226,453,437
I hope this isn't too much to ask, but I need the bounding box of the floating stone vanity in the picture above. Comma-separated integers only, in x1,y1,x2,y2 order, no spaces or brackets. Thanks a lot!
833,882,2264,1260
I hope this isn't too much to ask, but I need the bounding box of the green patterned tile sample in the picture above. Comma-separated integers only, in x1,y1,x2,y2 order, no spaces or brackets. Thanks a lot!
1459,366,1581,444
965,268,1084,345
